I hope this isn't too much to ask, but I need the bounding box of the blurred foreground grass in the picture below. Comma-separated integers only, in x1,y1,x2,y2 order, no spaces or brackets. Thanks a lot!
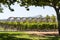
0,32,60,40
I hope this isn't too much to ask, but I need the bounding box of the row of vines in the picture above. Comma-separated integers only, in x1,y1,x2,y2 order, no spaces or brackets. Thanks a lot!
0,22,58,31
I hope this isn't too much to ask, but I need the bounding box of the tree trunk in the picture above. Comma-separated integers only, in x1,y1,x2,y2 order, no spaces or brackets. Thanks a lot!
57,15,60,35
54,7,60,35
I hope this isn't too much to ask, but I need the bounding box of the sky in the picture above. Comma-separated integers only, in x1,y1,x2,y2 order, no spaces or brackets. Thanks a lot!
0,3,56,19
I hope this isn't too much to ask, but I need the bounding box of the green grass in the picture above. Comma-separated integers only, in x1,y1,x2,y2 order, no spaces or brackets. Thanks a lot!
0,32,59,40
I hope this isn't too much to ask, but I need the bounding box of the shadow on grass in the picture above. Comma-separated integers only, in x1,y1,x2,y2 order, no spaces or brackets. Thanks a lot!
47,36,60,40
42,34,60,40
38,36,60,40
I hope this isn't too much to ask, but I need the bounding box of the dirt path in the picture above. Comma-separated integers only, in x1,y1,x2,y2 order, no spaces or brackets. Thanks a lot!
23,31,59,36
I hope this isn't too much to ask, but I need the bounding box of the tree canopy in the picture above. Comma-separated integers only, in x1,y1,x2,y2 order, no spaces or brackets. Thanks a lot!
0,0,60,12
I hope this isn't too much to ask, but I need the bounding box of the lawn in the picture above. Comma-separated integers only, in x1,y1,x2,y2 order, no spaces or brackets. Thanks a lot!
0,31,60,40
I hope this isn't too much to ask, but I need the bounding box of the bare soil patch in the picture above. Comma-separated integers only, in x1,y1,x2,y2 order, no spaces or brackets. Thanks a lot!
23,31,59,36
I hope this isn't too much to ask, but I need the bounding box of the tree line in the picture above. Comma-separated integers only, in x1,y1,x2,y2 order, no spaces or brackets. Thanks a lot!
7,15,57,23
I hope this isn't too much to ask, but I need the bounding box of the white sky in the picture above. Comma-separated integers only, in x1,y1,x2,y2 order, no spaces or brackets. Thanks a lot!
0,3,56,19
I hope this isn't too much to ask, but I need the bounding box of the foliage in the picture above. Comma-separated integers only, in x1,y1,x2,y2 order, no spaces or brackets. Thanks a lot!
0,0,59,12
51,15,56,22
0,21,58,31
0,15,57,31
45,15,50,22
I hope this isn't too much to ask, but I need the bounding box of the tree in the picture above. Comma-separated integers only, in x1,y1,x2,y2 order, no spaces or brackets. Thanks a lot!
45,15,50,22
39,15,43,22
51,15,56,22
0,0,60,35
